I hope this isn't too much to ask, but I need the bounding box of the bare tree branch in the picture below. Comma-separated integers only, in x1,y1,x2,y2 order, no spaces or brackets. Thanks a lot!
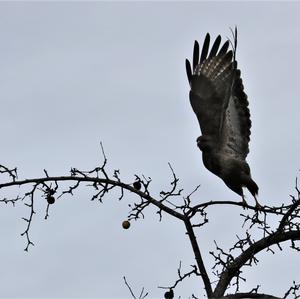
213,230,300,297
223,293,282,299
0,175,185,221
184,217,213,297
1,160,300,298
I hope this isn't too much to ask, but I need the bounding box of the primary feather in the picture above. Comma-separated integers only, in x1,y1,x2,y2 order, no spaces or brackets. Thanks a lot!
186,30,259,207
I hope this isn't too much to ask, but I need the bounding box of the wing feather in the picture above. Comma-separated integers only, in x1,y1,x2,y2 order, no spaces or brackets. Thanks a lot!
200,33,210,63
209,35,221,58
193,41,200,71
218,40,230,55
186,59,192,84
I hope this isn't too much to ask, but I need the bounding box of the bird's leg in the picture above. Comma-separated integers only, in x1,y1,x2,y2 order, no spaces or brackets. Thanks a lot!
241,194,248,209
254,195,262,210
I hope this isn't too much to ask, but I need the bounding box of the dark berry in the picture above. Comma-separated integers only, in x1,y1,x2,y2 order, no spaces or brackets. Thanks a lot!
122,220,130,229
133,181,141,190
164,290,174,299
47,196,55,204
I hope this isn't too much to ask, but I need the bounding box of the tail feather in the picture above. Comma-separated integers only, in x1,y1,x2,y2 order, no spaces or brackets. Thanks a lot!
246,178,258,197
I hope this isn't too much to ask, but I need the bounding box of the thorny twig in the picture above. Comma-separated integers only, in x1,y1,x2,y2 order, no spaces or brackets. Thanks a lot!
20,184,37,251
284,281,300,299
158,261,200,290
0,164,17,181
123,276,148,299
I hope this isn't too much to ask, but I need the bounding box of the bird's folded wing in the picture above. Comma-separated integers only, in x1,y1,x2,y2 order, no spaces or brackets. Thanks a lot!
219,69,251,160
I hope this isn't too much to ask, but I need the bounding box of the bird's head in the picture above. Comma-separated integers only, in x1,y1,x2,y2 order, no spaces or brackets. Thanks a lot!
197,135,215,152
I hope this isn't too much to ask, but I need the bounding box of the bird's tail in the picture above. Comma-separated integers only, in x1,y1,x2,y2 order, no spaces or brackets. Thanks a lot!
246,178,259,198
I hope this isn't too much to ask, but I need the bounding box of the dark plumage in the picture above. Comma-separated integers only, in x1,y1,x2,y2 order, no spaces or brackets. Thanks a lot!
186,29,259,207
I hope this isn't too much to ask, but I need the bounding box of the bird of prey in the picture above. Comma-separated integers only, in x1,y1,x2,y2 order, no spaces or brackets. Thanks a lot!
185,29,260,207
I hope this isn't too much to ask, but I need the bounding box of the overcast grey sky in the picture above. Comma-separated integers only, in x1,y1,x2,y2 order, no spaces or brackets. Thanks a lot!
0,1,299,298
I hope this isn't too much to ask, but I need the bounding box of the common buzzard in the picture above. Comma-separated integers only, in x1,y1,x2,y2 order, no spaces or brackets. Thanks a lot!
185,29,259,207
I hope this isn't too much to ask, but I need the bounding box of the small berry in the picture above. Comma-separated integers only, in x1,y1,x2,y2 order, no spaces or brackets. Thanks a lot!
133,181,141,190
122,220,130,229
164,289,174,299
47,196,55,204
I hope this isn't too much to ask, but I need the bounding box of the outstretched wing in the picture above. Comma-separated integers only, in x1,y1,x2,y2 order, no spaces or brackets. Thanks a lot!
186,31,251,160
186,33,235,142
